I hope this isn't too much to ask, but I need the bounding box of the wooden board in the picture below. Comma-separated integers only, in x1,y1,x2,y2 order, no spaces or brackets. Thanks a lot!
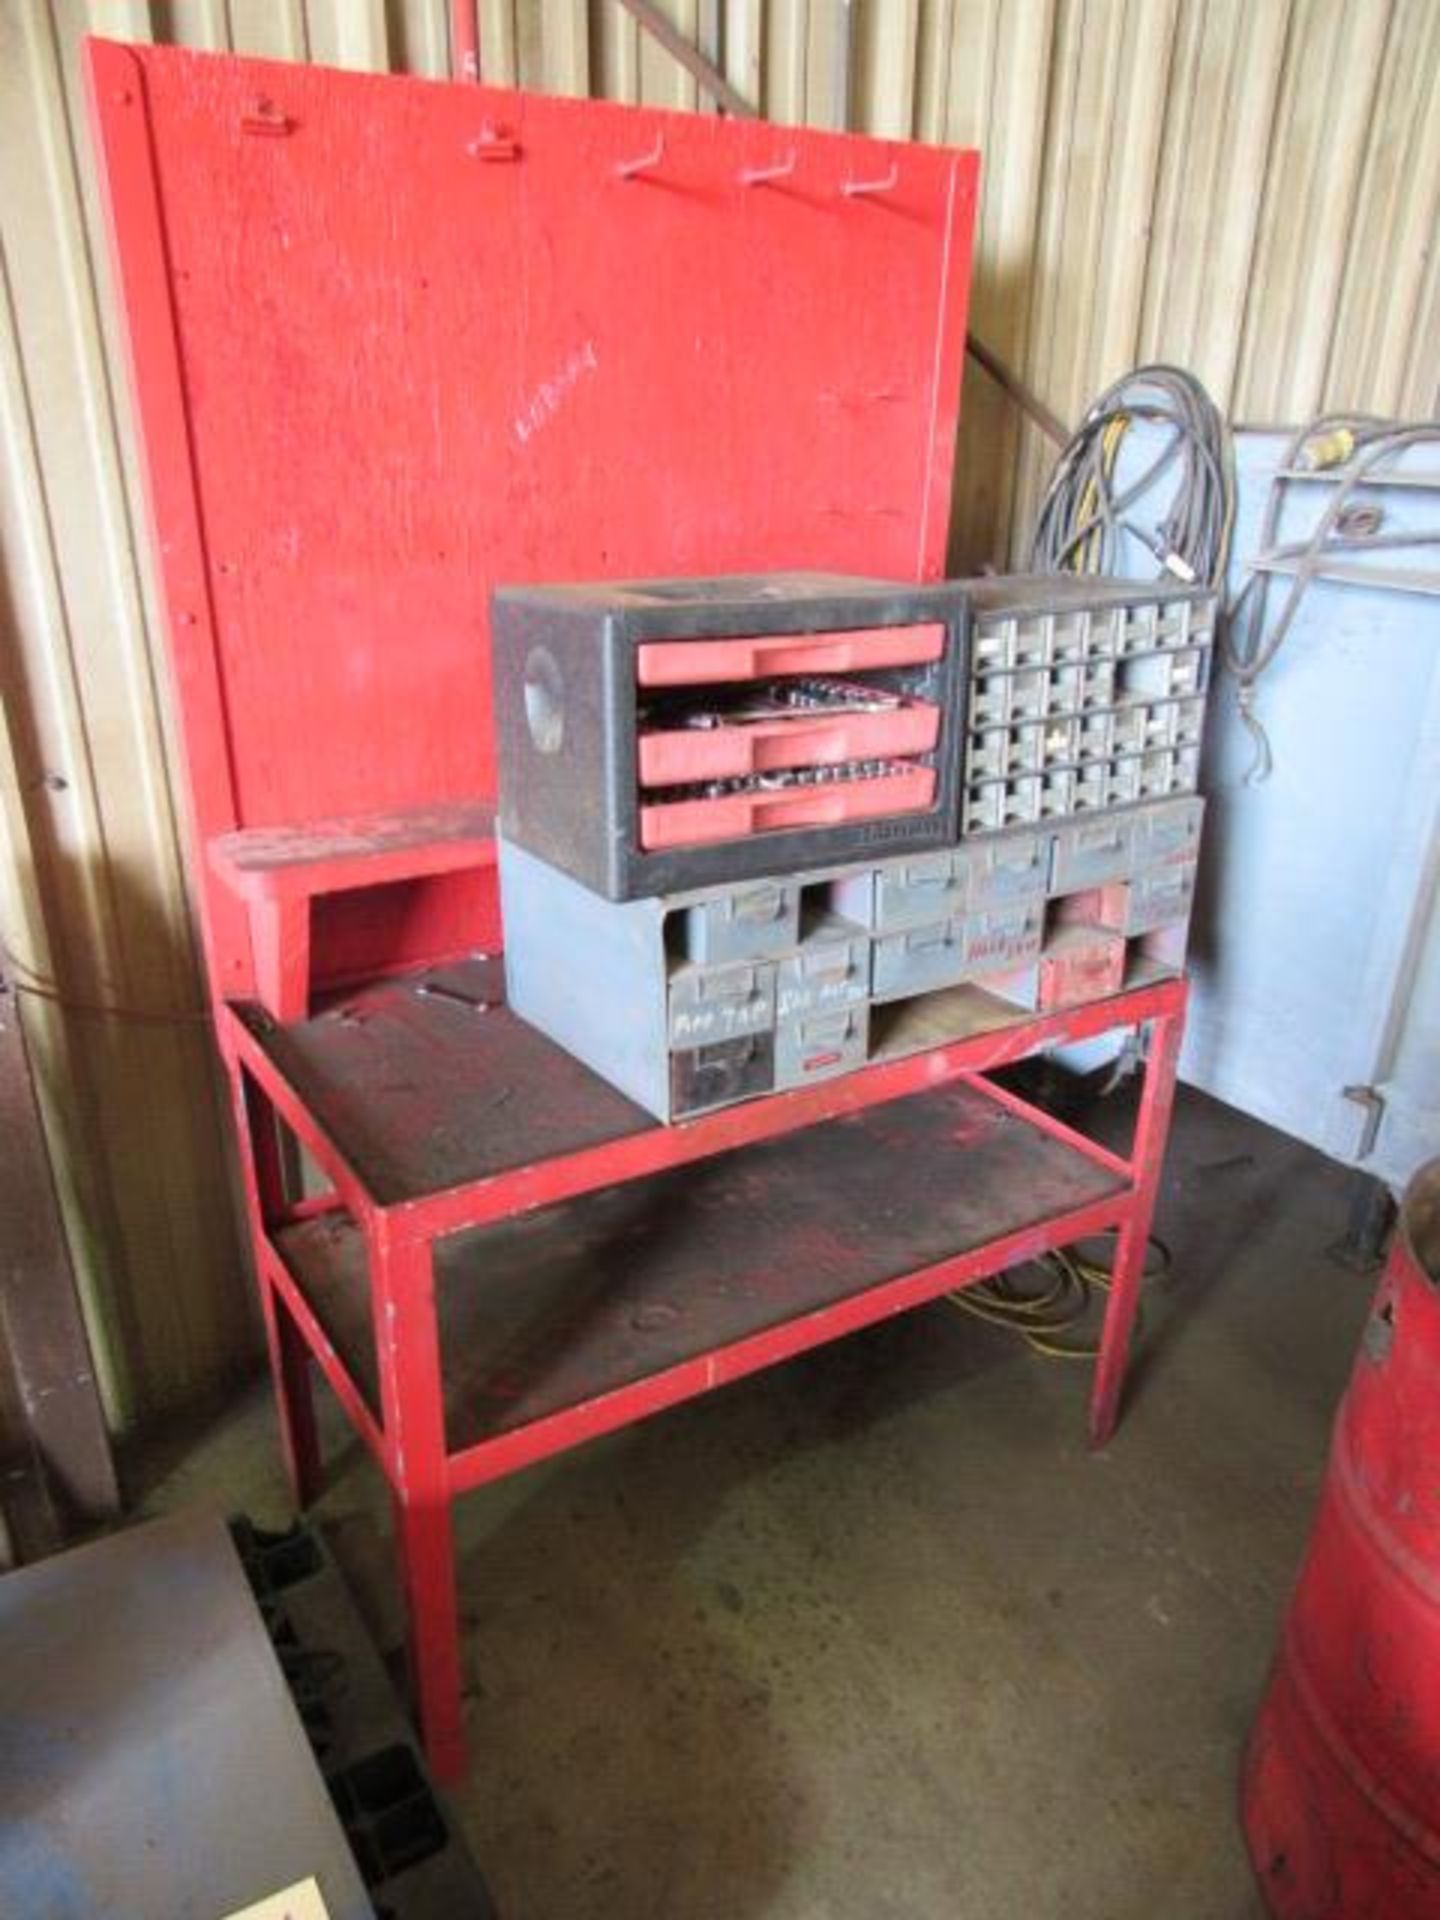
85,39,978,1002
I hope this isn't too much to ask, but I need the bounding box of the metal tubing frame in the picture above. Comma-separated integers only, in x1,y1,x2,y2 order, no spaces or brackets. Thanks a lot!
1089,996,1186,1447
228,1070,325,1507
219,975,1186,1781
369,1225,467,1779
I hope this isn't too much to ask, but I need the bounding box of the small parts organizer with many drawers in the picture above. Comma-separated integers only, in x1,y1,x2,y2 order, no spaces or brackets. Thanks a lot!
492,572,969,901
961,574,1216,835
500,795,1203,1123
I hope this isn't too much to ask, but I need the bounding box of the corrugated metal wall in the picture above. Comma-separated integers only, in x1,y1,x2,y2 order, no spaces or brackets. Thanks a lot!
2,0,1437,1432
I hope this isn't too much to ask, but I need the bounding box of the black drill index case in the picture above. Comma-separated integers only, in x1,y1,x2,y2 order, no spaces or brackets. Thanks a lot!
492,571,970,900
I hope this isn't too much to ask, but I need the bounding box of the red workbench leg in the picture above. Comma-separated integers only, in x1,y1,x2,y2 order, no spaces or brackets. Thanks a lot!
258,1272,324,1508
1089,996,1186,1449
371,1226,467,1781
230,1064,323,1505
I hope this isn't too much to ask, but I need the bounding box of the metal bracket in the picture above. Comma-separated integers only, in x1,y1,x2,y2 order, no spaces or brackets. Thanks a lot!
1342,1082,1387,1161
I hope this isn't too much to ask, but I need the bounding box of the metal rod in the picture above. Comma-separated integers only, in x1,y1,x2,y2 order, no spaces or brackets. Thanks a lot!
415,981,494,1012
832,0,856,132
966,332,1070,448
1247,557,1440,597
614,0,758,118
450,0,481,81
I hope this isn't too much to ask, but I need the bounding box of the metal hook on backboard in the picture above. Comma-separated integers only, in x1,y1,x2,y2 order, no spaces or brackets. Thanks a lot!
842,163,899,200
616,132,666,181
466,120,521,162
739,152,797,188
240,97,294,138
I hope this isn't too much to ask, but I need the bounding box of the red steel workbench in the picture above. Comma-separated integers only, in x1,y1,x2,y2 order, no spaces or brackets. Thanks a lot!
84,40,1185,1782
222,956,1184,1780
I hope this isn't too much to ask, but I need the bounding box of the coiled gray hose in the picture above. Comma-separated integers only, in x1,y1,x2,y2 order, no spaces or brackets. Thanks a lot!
1028,363,1234,591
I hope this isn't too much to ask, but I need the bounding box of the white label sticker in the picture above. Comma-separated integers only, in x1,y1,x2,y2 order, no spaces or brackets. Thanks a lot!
224,1876,332,1920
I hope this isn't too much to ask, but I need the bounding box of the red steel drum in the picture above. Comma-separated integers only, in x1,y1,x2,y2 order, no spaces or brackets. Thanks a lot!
1243,1159,1440,1916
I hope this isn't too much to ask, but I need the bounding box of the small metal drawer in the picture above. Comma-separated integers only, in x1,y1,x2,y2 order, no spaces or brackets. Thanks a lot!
1123,862,1196,934
1049,814,1138,893
776,927,871,1020
832,850,966,930
670,1033,775,1117
956,830,1048,909
668,960,775,1047
774,1005,869,1089
1141,796,1204,867
956,897,1045,974
1034,926,1127,1011
679,881,799,964
871,919,972,1000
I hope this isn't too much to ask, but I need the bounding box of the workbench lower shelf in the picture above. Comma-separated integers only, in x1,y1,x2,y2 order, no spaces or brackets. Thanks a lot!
277,1077,1130,1468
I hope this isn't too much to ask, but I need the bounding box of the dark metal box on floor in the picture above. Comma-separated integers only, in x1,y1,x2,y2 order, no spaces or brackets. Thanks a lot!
492,571,969,900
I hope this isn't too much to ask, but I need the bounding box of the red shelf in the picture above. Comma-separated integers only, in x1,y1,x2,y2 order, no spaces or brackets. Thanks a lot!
276,1076,1129,1468
208,800,496,1023
209,799,496,903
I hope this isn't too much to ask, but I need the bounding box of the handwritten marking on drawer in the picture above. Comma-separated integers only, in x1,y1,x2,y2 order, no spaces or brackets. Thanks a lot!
778,973,861,1019
672,1000,768,1043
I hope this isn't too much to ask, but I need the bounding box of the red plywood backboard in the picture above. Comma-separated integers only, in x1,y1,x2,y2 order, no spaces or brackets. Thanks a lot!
86,38,978,997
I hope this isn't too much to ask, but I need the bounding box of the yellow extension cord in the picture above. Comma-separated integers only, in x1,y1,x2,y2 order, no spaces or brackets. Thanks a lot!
947,1232,1172,1361
1074,413,1131,573
1069,407,1236,582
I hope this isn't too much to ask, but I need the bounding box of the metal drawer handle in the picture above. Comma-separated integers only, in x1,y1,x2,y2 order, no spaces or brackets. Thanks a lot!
697,975,757,1005
734,891,784,923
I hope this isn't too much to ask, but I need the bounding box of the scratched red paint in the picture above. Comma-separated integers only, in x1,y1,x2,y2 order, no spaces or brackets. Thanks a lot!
1243,1159,1440,1916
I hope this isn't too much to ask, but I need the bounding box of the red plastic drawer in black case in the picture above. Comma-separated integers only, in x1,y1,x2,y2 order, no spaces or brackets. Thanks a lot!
492,572,969,900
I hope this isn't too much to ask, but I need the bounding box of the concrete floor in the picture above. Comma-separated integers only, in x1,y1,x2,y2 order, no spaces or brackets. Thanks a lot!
135,1084,1375,1920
